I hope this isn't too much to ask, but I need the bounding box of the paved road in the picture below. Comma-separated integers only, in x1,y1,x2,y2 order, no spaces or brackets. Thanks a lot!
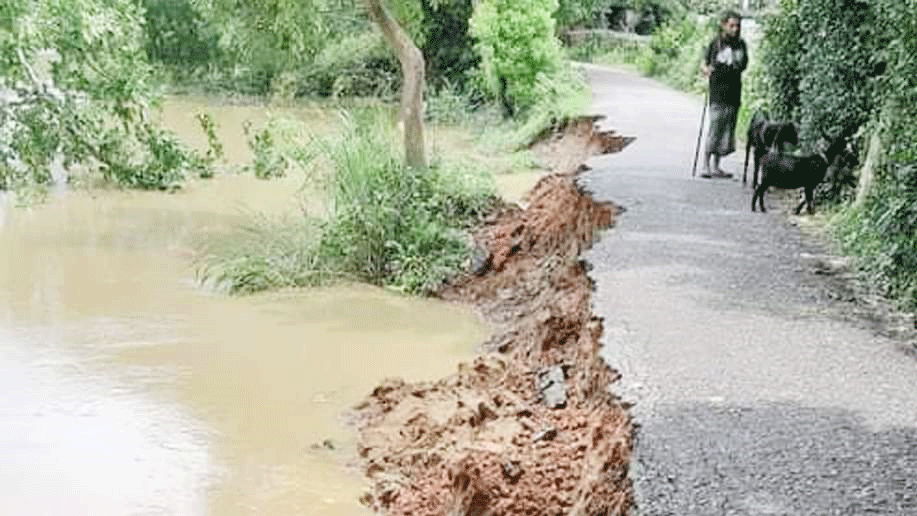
580,64,917,515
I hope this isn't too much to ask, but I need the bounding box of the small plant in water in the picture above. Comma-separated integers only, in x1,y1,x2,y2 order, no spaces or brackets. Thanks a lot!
196,112,223,176
243,120,289,179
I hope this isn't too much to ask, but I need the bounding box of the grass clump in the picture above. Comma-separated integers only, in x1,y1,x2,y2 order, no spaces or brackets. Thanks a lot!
199,108,498,295
198,214,334,293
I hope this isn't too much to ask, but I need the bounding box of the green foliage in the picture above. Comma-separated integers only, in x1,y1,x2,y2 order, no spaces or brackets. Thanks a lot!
680,0,742,14
202,108,497,295
196,111,223,173
834,163,917,311
420,0,480,90
756,0,800,120
470,0,565,113
425,79,477,126
556,0,616,29
198,214,332,294
514,64,592,145
316,109,496,292
137,0,483,98
242,117,316,179
870,0,917,167
795,0,878,147
830,0,917,312
189,0,329,93
130,126,204,189
0,0,210,192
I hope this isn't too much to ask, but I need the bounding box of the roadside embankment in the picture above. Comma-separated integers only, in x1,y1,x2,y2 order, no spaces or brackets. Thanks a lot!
351,117,637,516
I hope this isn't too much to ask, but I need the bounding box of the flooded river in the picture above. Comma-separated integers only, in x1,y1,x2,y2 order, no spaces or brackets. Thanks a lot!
0,98,492,515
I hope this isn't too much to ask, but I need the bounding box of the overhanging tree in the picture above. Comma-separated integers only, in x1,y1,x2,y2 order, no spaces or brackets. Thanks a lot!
1,0,207,191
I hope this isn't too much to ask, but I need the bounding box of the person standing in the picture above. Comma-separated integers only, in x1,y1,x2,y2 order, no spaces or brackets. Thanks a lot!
700,11,748,179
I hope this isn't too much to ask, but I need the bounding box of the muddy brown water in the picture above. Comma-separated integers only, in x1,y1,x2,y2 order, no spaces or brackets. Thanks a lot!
0,97,499,515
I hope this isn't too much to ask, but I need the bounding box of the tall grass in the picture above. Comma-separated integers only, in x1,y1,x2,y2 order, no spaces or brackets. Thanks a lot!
199,107,498,295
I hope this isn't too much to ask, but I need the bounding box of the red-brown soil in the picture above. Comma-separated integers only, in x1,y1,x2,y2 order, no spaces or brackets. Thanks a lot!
351,117,635,516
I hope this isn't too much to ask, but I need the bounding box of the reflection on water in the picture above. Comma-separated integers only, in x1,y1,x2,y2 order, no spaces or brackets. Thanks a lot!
0,98,488,515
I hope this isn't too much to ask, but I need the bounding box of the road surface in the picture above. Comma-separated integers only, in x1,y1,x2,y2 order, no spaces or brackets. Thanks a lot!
581,64,917,515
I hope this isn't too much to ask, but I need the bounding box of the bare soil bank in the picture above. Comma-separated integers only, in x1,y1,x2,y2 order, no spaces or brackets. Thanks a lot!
350,117,636,516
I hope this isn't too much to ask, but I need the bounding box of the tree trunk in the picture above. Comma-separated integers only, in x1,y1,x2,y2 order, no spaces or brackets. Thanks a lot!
855,101,891,208
366,0,427,170
855,129,883,208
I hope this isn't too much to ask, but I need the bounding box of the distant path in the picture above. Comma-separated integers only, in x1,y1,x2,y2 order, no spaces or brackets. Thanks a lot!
580,64,917,515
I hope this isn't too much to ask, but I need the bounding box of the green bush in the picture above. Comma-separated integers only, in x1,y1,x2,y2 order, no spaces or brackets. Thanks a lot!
795,0,879,148
197,214,331,294
834,163,917,310
141,0,218,72
830,0,917,311
470,0,565,113
242,116,317,179
513,64,592,145
317,109,496,292
756,0,801,121
420,0,480,91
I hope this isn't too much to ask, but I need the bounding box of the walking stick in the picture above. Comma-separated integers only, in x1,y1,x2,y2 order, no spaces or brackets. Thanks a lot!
692,90,708,178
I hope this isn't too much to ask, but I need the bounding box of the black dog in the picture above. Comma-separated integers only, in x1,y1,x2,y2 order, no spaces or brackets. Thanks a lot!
743,112,799,188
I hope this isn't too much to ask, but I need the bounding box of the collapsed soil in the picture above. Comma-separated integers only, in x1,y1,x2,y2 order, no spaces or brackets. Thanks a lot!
350,116,636,516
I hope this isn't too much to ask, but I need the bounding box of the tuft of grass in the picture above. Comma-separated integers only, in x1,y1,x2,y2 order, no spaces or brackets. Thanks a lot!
196,213,343,294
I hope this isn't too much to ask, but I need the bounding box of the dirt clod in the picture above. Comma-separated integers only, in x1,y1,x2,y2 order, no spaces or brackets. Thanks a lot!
350,117,635,516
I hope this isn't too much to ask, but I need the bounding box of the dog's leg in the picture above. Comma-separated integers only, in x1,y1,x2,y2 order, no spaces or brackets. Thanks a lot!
752,151,761,189
794,187,814,215
743,132,753,185
752,186,762,212
752,185,768,213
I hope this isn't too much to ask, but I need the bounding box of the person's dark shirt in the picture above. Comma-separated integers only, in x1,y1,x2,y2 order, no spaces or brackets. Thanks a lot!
705,35,748,107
